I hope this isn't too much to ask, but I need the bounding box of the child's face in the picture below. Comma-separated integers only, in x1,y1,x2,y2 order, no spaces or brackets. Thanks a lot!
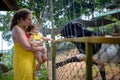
31,26,39,34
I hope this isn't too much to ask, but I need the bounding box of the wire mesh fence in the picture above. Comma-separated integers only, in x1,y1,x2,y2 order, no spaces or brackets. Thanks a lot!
52,42,120,80
55,48,86,80
45,0,120,80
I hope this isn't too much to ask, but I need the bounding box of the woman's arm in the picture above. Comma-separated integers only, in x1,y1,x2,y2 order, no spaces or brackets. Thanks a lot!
12,26,40,51
28,35,38,46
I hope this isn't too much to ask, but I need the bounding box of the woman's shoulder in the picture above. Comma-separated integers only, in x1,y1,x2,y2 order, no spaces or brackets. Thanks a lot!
11,25,20,42
12,25,24,32
12,25,25,38
12,25,20,32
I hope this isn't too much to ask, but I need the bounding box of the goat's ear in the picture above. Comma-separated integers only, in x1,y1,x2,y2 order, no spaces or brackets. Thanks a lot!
76,23,82,27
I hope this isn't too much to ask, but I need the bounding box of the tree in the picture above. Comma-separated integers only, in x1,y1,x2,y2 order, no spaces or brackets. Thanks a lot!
0,12,13,44
0,0,119,43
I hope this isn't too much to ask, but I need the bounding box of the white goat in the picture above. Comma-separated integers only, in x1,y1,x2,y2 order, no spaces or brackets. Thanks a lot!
93,43,120,64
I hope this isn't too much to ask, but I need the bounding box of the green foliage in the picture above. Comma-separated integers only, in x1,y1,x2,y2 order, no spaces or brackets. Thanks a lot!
56,42,75,51
0,0,119,42
0,11,14,44
17,0,45,20
0,48,14,70
0,64,47,80
0,70,14,80
39,64,47,80
1,53,13,70
52,0,117,29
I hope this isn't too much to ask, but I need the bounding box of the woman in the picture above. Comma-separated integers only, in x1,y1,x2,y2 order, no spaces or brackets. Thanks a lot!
10,8,41,80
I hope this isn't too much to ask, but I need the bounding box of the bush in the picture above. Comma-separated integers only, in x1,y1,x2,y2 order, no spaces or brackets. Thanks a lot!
39,64,48,80
0,70,14,80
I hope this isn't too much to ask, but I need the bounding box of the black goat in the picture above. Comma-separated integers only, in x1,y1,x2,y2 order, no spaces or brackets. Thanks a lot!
56,22,106,80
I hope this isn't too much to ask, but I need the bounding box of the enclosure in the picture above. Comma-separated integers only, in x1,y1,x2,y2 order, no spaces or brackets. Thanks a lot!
0,0,120,80
47,0,120,80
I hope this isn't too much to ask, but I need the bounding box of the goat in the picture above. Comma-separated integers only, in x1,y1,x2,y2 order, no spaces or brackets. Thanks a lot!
56,21,107,80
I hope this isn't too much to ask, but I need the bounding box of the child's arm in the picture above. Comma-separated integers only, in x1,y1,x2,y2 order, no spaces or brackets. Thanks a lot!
42,36,54,42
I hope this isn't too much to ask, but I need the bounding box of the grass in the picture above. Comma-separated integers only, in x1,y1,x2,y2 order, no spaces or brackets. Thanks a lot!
0,64,47,80
0,75,14,80
39,64,48,80
0,70,14,80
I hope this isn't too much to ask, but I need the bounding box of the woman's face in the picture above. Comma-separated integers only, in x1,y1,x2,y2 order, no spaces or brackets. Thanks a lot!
20,14,32,28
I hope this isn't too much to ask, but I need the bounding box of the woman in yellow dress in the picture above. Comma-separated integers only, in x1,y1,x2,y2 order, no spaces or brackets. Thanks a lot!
10,8,42,80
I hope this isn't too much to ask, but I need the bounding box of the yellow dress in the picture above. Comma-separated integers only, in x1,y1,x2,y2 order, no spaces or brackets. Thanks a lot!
13,42,37,80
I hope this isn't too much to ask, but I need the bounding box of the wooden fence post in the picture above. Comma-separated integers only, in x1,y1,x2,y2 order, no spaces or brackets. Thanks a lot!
86,42,92,80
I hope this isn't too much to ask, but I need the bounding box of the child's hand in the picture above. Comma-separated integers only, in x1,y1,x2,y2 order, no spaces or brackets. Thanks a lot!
40,39,44,43
49,38,55,42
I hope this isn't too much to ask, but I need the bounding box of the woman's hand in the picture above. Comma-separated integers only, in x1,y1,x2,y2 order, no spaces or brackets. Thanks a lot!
32,46,44,52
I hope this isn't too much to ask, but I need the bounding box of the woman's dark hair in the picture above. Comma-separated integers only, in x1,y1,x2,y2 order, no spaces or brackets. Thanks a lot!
10,8,31,30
